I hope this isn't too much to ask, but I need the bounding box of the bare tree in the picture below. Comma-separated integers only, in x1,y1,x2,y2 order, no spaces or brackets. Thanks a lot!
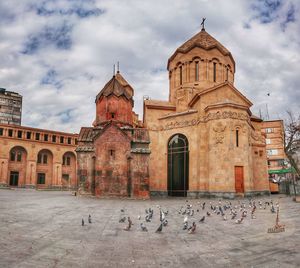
284,111,300,177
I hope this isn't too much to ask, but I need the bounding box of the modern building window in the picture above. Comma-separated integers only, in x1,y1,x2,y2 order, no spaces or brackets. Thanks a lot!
195,61,199,81
67,137,71,144
8,129,13,137
17,130,22,138
26,131,31,139
35,132,40,140
60,136,64,143
0,128,3,136
266,138,271,144
265,128,273,133
236,129,239,147
267,149,278,156
37,173,45,184
213,62,217,82
52,135,56,142
44,134,48,142
179,66,183,85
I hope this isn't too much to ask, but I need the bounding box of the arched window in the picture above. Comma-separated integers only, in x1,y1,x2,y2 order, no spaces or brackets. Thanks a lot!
179,66,183,85
213,62,217,82
195,61,199,81
236,129,239,147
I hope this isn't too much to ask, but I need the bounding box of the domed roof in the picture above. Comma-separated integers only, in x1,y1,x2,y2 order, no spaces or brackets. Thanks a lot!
95,72,134,102
168,29,235,69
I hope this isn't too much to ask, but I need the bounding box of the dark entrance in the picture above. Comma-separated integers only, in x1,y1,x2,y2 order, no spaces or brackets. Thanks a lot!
168,134,189,196
10,171,19,186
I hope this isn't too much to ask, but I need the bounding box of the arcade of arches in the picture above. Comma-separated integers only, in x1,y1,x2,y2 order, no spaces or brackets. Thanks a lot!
0,124,78,189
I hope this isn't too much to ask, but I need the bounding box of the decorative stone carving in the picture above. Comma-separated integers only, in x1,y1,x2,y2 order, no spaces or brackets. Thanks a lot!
213,122,226,144
149,110,249,131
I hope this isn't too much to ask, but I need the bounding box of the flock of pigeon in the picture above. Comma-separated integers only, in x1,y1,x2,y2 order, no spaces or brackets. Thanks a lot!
82,199,279,234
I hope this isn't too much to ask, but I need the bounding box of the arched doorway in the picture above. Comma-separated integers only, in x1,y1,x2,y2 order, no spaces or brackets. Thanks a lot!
62,151,76,188
167,134,189,197
36,149,53,186
8,146,27,187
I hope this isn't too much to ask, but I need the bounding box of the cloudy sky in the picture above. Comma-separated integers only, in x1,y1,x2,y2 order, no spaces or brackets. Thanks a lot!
0,0,299,133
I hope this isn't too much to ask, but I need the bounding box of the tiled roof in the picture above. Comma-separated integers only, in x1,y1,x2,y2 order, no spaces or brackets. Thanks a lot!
95,72,133,102
168,29,234,69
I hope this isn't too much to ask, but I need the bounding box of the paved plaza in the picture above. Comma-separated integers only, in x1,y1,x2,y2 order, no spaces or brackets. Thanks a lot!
0,189,299,268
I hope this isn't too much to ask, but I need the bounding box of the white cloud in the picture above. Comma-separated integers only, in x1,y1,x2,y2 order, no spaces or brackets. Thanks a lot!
0,0,299,133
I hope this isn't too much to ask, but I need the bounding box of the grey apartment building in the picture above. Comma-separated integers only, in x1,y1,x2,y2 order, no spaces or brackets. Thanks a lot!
0,88,22,125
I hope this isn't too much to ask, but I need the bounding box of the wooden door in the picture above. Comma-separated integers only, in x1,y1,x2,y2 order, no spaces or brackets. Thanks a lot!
235,166,244,193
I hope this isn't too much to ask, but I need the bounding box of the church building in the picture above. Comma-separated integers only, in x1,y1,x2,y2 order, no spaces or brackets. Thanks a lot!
143,26,269,198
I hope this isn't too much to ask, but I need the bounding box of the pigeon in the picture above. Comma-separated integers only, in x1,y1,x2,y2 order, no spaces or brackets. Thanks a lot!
137,215,141,220
140,222,148,232
163,219,168,227
124,217,133,231
271,205,276,213
82,218,84,226
223,215,227,221
206,211,211,216
88,214,92,224
231,214,237,220
199,216,205,223
119,217,126,223
120,209,125,213
202,202,206,210
188,222,196,234
145,215,151,222
183,215,188,223
235,217,244,224
190,209,194,217
183,222,188,230
155,223,163,233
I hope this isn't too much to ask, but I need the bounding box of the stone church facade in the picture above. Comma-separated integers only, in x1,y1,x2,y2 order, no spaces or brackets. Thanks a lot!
144,27,269,198
76,72,150,198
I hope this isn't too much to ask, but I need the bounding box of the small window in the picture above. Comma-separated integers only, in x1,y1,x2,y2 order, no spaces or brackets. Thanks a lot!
179,66,183,85
195,61,199,81
26,131,31,139
17,130,22,138
0,128,3,136
8,129,13,137
17,152,22,162
62,174,69,181
265,128,273,133
44,134,48,142
236,129,239,147
75,139,78,145
43,154,48,164
37,173,45,184
226,68,229,81
267,160,271,166
109,149,115,159
267,149,278,156
266,138,271,144
35,133,40,140
52,135,56,142
67,137,71,144
213,62,217,82
37,153,42,164
10,151,16,161
60,136,64,143
111,113,115,119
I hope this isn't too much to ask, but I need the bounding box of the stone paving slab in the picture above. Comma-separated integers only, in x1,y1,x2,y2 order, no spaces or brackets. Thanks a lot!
0,189,300,268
